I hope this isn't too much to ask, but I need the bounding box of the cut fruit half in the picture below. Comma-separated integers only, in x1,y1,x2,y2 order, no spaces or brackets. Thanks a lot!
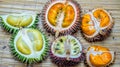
10,28,49,64
81,8,114,42
86,45,115,67
50,35,84,66
0,12,39,33
42,0,81,36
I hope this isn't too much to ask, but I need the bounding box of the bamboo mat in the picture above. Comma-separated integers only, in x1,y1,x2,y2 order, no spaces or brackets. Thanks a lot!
0,0,120,67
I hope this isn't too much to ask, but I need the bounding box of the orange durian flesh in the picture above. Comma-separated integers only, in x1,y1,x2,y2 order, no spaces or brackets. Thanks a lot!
88,46,112,66
81,14,96,36
93,9,110,27
48,3,75,28
62,5,75,27
48,3,64,26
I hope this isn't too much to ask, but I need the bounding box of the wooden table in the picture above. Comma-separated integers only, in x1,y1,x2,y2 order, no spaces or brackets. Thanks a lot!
0,0,120,67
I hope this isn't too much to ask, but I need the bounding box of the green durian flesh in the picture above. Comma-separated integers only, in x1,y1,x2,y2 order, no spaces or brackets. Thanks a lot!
53,35,82,57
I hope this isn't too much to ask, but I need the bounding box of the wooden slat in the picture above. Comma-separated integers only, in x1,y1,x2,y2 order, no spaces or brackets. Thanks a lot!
0,0,120,67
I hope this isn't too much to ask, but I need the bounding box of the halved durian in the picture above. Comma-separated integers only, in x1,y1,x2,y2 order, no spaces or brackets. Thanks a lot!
86,45,115,67
50,35,84,66
10,28,49,64
42,0,81,36
0,12,39,33
81,8,114,42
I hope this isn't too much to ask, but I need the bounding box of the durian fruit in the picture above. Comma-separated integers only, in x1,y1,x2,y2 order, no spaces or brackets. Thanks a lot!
0,12,39,33
10,28,49,64
86,45,115,67
50,35,84,66
42,0,81,36
81,8,114,42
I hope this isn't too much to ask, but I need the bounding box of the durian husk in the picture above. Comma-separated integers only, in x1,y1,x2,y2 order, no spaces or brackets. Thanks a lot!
50,47,85,66
81,22,114,42
49,35,85,66
0,14,39,34
81,8,114,42
42,0,81,36
9,28,49,64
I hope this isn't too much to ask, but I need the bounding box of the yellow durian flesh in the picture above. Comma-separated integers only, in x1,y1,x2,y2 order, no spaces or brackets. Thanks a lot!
16,37,31,55
27,29,43,51
7,15,33,27
16,29,43,55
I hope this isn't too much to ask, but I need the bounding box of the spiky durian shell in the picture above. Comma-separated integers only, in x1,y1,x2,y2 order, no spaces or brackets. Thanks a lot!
9,28,49,64
50,51,85,66
50,35,85,66
81,22,114,42
86,45,115,67
0,13,39,33
81,8,114,42
42,0,81,36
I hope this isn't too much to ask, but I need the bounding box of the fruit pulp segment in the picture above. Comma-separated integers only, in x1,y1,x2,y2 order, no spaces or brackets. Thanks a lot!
93,9,110,27
81,9,110,36
88,46,112,66
81,14,96,36
7,15,33,27
54,36,80,56
16,36,31,55
48,3,75,28
16,29,43,55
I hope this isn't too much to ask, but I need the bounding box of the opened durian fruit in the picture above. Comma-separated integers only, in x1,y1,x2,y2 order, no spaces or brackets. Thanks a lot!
50,35,84,66
0,12,39,33
86,45,115,67
42,0,81,36
81,8,114,42
10,28,49,64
